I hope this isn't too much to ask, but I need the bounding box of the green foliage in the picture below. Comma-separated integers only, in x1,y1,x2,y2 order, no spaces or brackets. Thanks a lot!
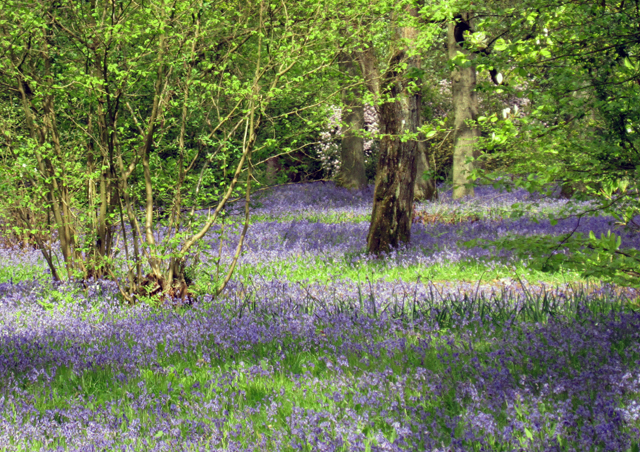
1,0,638,291
468,0,640,286
0,0,356,297
468,230,640,288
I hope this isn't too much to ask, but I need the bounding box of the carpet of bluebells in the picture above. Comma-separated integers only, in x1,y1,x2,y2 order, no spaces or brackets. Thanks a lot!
1,182,639,451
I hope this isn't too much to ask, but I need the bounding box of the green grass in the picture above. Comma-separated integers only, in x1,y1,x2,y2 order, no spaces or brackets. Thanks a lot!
0,238,592,290
231,253,589,286
247,211,371,224
0,260,47,283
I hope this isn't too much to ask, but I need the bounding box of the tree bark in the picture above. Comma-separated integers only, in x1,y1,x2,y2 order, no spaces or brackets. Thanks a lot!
414,134,438,201
15,30,85,279
337,54,367,190
265,156,281,185
448,13,480,199
366,12,420,255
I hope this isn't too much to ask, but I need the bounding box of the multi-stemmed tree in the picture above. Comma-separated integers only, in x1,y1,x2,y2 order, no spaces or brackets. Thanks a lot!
0,0,355,299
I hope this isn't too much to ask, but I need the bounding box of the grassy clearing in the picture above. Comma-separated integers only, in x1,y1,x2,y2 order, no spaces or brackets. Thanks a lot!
231,253,589,286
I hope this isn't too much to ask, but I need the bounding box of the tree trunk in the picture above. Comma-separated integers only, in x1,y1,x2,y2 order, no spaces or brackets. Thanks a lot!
265,156,281,185
414,134,438,201
366,13,420,255
337,54,367,190
448,13,480,199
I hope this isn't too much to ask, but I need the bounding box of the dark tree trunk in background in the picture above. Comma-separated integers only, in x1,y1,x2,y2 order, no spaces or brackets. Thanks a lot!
414,134,438,201
449,13,480,199
366,12,420,254
265,156,281,185
337,54,367,190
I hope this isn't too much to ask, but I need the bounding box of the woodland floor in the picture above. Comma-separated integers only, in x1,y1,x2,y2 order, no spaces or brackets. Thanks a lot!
0,182,639,451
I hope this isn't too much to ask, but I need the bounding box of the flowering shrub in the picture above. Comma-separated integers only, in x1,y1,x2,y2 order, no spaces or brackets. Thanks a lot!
314,104,379,179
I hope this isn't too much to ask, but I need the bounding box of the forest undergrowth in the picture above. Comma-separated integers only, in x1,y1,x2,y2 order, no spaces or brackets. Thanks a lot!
0,182,639,451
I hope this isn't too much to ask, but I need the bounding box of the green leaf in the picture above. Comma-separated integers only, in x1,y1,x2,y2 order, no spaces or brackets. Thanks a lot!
624,58,634,70
494,39,508,51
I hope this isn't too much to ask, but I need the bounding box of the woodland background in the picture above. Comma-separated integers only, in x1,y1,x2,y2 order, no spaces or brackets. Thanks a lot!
0,0,639,296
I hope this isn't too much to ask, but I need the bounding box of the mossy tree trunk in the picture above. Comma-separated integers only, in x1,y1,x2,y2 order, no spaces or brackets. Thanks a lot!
449,13,480,200
365,10,420,255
